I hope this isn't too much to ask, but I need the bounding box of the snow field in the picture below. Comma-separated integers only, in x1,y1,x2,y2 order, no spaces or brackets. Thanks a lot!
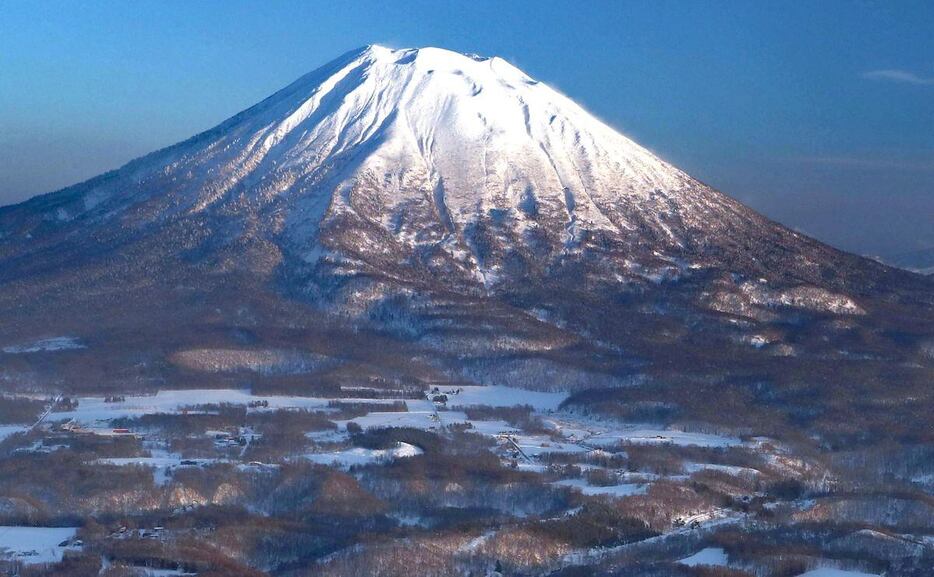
0,526,79,564
679,547,729,567
304,442,423,469
44,386,755,509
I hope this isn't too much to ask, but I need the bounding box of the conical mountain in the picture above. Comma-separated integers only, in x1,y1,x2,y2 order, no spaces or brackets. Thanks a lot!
0,45,930,393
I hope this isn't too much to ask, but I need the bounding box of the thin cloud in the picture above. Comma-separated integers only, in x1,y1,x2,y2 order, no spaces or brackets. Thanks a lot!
861,69,934,85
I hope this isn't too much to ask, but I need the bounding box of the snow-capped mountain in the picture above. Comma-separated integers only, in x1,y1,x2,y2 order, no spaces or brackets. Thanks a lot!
0,45,931,392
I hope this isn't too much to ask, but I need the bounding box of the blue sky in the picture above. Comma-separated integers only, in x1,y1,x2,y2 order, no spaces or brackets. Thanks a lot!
1,0,932,258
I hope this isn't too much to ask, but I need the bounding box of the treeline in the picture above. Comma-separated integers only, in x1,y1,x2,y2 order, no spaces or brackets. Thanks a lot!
0,395,46,424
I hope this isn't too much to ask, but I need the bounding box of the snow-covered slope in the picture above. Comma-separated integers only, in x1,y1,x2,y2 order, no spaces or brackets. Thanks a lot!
3,47,739,281
0,45,930,392
183,45,692,215
136,45,689,218
0,47,836,272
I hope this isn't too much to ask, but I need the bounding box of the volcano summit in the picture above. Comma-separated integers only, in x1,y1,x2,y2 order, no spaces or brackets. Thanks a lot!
0,46,930,411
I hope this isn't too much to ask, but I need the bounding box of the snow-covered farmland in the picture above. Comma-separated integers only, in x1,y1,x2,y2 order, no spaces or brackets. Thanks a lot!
45,387,749,482
96,453,210,485
0,526,79,564
1,380,909,575
584,426,741,448
48,389,331,425
0,424,29,442
337,408,468,431
49,390,425,430
679,547,729,567
508,434,589,458
552,478,648,498
305,442,422,468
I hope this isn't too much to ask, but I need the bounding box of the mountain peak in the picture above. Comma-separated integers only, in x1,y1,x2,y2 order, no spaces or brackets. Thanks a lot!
0,44,930,398
0,45,755,291
46,42,689,246
356,44,495,64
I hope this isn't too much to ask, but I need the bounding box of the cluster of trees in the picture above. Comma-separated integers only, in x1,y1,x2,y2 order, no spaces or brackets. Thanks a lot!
327,400,407,419
532,502,657,549
0,395,45,424
0,452,155,520
351,426,445,454
463,404,550,434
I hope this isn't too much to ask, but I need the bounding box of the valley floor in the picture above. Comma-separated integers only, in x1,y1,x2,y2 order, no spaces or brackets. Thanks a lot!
0,382,929,576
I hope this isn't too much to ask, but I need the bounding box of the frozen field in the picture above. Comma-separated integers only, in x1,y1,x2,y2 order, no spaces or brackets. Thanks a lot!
49,385,566,426
0,526,78,564
583,427,741,448
679,547,729,567
0,424,29,442
546,416,741,448
553,478,648,497
36,386,758,508
97,453,211,485
49,389,334,425
305,442,422,468
338,408,468,431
